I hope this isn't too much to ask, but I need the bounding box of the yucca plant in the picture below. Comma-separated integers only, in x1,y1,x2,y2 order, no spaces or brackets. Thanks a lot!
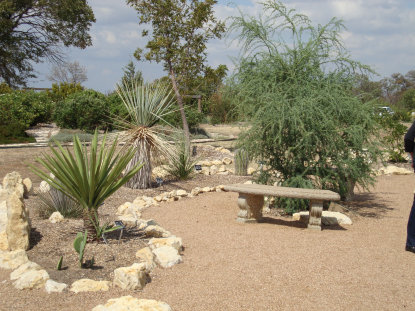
116,79,176,189
166,136,197,180
30,130,142,238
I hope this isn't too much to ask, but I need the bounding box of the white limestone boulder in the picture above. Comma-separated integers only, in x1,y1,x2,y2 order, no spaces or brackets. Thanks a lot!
49,211,64,224
0,189,30,251
92,296,172,311
148,236,183,251
70,279,111,293
39,181,51,193
152,246,183,268
135,247,156,272
137,219,159,230
113,263,148,290
2,172,24,199
10,261,41,280
222,157,233,165
176,190,187,197
143,225,171,238
378,165,413,176
293,211,352,225
45,279,68,293
22,178,33,198
13,269,49,290
0,249,29,269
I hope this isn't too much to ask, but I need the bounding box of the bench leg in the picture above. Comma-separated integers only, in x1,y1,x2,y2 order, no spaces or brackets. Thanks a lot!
308,200,323,230
236,193,264,223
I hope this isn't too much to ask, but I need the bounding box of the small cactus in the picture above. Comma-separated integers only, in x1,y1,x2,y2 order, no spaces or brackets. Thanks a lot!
73,231,87,268
234,148,249,176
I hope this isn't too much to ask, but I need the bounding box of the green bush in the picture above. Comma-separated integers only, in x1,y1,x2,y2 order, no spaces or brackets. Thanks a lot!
47,82,84,102
377,114,407,162
162,106,205,129
53,89,113,131
208,90,238,125
0,83,12,94
106,92,128,120
0,91,53,142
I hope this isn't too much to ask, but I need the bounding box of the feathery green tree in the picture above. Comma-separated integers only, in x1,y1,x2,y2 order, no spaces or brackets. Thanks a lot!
229,1,382,210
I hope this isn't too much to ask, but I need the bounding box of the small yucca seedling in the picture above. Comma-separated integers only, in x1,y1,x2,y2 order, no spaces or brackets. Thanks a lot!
56,256,63,271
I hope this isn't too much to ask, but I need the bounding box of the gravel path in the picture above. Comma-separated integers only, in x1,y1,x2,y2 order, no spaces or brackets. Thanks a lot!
1,174,414,311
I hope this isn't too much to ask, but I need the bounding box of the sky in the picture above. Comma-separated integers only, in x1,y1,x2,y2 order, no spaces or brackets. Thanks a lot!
29,0,415,93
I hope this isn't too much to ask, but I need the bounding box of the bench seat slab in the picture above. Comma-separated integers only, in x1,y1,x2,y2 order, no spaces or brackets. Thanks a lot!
237,194,264,223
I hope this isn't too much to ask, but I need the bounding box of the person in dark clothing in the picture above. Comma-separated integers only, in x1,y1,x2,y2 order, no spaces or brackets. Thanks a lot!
404,121,415,253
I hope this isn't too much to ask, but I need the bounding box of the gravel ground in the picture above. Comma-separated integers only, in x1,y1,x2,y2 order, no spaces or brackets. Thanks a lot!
1,173,415,310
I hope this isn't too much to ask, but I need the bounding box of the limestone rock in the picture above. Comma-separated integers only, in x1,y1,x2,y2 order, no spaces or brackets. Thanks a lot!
293,211,352,225
22,178,33,198
113,263,148,290
137,219,159,230
0,249,29,269
13,269,49,290
154,195,163,202
45,279,68,293
176,190,187,197
2,172,24,199
39,181,50,193
118,214,138,226
191,187,201,196
70,279,110,293
201,167,210,176
92,296,172,311
209,165,218,175
10,261,41,280
378,165,413,176
144,225,171,238
212,160,222,166
148,236,183,251
153,246,183,268
202,186,212,193
222,157,233,165
218,165,226,173
116,202,143,219
0,189,30,251
49,211,64,224
135,247,156,271
247,167,256,175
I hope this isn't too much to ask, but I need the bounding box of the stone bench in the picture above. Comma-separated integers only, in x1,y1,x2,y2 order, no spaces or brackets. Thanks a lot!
223,184,341,230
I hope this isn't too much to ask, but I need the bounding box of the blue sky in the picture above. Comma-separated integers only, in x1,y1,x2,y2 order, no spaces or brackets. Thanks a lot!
29,0,415,93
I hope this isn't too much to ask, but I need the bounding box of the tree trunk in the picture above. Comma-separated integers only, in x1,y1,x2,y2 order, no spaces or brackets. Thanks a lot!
82,208,98,241
125,138,152,189
168,64,190,147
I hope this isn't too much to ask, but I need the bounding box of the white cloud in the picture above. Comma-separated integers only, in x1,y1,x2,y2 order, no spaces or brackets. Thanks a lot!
29,0,415,91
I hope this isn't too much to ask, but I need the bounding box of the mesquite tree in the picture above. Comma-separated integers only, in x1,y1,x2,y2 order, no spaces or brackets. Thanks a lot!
229,1,382,210
126,0,225,145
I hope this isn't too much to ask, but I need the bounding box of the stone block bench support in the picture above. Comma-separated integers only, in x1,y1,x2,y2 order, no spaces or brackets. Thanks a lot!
224,184,340,230
237,194,264,223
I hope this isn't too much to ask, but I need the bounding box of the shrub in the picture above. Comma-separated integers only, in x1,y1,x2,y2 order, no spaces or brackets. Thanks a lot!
49,129,93,143
377,114,407,162
208,89,238,125
106,92,128,120
53,89,112,131
47,82,84,102
229,1,383,211
162,106,205,129
0,83,12,94
0,91,53,142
